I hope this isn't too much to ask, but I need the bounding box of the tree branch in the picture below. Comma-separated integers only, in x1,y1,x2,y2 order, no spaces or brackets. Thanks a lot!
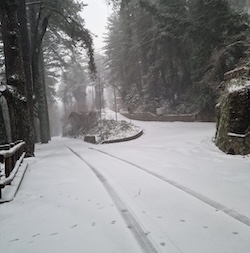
0,84,27,103
26,1,42,6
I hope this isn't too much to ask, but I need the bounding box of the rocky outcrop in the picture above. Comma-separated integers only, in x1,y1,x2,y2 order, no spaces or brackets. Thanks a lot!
215,73,250,155
63,111,97,137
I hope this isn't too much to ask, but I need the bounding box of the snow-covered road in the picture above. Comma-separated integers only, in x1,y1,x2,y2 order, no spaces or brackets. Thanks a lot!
1,112,250,253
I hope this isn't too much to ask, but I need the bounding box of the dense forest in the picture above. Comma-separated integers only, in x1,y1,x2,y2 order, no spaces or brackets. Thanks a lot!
105,0,250,116
1,0,250,155
0,0,96,155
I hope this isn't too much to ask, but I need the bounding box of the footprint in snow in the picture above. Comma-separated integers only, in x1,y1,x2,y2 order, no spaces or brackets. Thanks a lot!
32,233,40,237
70,224,78,229
50,232,59,236
9,238,19,243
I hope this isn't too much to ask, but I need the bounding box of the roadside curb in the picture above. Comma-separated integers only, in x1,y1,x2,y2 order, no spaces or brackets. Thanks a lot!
84,129,143,144
102,129,143,144
0,163,28,204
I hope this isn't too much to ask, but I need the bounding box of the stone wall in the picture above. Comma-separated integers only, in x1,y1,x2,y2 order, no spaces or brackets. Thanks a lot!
121,112,212,122
215,78,250,155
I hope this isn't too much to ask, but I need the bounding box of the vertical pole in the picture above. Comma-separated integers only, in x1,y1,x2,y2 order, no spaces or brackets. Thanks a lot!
0,144,9,179
92,84,95,110
99,76,102,118
98,76,103,140
5,156,11,178
113,86,117,121
10,142,15,174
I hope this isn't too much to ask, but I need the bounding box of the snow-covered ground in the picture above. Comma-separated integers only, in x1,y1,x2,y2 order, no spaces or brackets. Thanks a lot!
85,116,142,143
1,111,250,253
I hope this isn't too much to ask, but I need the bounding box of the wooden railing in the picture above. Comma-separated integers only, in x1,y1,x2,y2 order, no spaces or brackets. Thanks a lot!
0,141,26,198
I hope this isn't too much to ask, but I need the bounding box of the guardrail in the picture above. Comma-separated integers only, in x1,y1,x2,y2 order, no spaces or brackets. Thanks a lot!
0,141,26,198
121,112,198,122
121,111,215,122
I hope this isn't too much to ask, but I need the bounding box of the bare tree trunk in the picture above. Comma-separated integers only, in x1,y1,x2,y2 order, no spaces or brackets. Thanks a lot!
0,0,34,156
0,103,8,144
30,4,51,143
34,50,50,143
40,50,51,141
0,96,11,142
17,0,35,153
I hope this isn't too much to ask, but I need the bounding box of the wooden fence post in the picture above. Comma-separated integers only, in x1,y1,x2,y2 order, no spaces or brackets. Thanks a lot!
0,141,26,198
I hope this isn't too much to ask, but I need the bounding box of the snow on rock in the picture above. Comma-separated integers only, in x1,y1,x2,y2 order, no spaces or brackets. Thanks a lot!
85,119,142,144
227,78,250,93
216,77,250,155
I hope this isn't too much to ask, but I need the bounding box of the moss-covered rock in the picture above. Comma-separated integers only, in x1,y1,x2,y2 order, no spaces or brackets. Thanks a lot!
62,111,97,137
215,78,250,155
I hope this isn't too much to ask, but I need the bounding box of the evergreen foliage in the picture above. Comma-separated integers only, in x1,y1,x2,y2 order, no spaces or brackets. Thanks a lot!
58,60,88,113
105,0,250,116
0,0,96,148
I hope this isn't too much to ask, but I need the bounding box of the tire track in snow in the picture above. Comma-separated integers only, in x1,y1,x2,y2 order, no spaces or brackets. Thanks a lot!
67,146,158,253
90,147,250,227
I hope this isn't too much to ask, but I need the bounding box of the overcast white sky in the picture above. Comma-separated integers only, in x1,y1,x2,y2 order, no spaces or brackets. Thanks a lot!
81,0,111,51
